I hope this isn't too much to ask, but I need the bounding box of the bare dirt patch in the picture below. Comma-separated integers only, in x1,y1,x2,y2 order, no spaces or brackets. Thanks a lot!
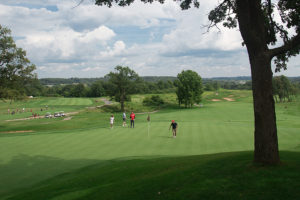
211,99,221,102
63,117,72,120
1,130,34,134
223,97,235,101
5,116,42,122
66,112,79,115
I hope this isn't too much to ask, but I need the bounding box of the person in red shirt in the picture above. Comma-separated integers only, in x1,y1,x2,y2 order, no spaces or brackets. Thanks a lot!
130,112,135,128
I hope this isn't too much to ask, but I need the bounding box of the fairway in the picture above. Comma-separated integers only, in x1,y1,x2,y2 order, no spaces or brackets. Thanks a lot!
0,92,300,199
44,98,94,106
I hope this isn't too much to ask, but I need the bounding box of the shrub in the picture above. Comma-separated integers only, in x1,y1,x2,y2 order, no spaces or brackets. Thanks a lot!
143,95,164,107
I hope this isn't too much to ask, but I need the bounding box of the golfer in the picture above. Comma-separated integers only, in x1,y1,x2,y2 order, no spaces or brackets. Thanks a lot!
130,112,135,128
122,112,127,127
110,114,114,129
169,120,178,138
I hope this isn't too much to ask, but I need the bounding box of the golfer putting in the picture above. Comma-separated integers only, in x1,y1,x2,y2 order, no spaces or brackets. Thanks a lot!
169,120,178,138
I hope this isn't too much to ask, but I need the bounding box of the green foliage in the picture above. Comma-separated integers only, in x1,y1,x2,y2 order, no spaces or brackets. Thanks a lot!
204,81,220,91
70,83,87,97
274,0,300,71
87,80,106,97
39,77,107,86
0,25,37,101
105,66,140,111
273,75,297,102
142,95,164,107
174,70,203,108
40,77,177,98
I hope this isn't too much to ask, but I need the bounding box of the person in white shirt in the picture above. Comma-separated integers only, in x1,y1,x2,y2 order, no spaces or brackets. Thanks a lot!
110,115,114,129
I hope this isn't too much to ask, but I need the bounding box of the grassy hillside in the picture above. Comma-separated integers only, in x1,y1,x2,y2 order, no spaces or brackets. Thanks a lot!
4,151,300,200
0,90,299,199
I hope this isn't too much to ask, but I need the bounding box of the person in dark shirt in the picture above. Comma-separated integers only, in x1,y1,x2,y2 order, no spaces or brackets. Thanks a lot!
169,120,178,138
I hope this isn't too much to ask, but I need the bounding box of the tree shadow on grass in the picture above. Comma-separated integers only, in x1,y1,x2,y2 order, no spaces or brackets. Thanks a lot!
0,155,100,199
2,151,300,200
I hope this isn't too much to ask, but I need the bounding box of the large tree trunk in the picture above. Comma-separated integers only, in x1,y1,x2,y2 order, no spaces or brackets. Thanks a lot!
236,0,280,164
249,53,280,164
121,101,125,112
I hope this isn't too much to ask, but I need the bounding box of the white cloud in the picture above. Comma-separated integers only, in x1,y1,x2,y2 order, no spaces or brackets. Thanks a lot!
160,5,244,56
82,66,103,72
100,41,126,58
79,26,115,43
17,26,116,62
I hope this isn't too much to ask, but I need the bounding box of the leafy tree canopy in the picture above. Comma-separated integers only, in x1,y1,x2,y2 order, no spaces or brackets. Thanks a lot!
273,75,296,102
175,70,203,108
0,25,37,101
105,66,140,111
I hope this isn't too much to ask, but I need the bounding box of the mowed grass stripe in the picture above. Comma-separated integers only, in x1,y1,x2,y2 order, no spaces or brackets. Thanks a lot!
45,98,93,106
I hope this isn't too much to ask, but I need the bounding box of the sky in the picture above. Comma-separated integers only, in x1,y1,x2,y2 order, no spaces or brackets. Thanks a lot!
0,0,299,78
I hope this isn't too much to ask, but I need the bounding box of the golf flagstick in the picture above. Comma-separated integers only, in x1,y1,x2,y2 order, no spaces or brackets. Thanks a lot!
147,114,150,138
148,122,150,137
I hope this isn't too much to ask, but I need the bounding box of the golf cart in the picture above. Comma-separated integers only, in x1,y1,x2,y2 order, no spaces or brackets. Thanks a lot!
45,112,53,118
54,112,61,117
59,111,65,117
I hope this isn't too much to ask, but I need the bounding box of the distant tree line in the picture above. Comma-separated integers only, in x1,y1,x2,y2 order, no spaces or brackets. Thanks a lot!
39,75,300,96
39,76,177,86
41,77,176,98
39,77,106,86
203,80,252,91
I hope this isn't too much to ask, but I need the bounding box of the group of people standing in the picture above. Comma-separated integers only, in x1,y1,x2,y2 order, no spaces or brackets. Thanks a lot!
110,111,136,129
109,111,178,138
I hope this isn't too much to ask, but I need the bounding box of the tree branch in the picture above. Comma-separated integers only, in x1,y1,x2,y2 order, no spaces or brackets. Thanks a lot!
269,33,300,58
72,0,84,9
266,0,289,42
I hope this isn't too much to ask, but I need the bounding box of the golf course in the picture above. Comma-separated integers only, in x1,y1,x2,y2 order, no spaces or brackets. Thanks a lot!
0,90,300,199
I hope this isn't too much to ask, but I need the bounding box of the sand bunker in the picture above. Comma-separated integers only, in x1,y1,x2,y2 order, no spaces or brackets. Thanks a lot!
211,99,221,102
223,97,235,101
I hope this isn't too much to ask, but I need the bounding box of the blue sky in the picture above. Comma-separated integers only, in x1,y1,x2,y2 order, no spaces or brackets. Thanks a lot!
0,0,299,78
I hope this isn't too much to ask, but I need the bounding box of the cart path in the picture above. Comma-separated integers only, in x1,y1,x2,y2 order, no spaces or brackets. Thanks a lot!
5,112,79,122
